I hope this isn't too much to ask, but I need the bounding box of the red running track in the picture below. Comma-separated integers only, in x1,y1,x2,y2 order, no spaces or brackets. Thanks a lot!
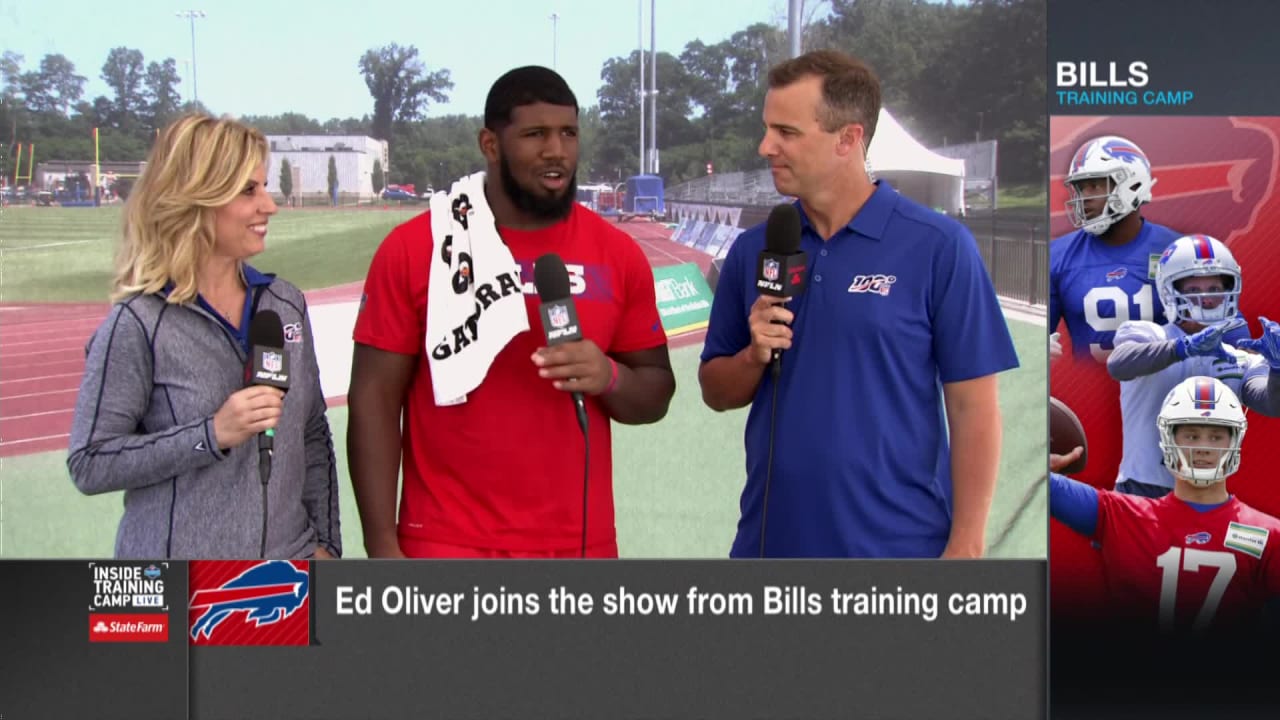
0,219,712,457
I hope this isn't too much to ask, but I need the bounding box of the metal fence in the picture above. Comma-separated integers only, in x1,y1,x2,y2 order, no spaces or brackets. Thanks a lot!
960,209,1049,308
666,169,788,207
668,172,1049,308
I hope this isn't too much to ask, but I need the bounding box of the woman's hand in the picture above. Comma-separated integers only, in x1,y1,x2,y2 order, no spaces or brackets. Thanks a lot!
212,386,285,449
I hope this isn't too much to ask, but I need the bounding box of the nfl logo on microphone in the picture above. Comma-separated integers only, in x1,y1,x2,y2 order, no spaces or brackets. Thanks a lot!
263,351,283,373
549,304,570,329
188,560,310,646
763,258,780,282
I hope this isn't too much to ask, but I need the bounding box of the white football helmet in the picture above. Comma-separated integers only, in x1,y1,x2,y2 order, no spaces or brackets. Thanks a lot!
1157,376,1246,487
1064,135,1156,235
1155,234,1242,326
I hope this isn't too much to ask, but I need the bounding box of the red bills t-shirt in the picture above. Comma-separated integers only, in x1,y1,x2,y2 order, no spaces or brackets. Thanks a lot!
1095,491,1280,631
353,204,665,552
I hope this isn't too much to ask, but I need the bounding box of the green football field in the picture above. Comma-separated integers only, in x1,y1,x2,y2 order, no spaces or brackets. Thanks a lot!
0,205,421,302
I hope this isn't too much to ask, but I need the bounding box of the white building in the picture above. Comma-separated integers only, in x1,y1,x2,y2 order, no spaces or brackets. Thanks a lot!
265,135,389,201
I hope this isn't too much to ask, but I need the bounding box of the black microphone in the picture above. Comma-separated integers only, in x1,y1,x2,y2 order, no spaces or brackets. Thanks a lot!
246,309,290,559
246,310,291,453
533,253,589,435
755,205,805,559
757,204,807,377
533,253,593,559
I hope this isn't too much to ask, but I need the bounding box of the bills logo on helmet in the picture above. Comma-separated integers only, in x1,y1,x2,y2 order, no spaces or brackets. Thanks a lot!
188,560,310,646
1067,137,1148,175
1100,139,1148,170
1105,268,1127,282
1185,531,1212,545
1067,144,1090,176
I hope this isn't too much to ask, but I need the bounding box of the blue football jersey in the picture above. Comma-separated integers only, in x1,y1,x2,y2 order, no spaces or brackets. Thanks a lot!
1049,220,1181,362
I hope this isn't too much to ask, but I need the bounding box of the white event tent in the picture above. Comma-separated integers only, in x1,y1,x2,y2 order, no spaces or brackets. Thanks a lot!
868,108,967,215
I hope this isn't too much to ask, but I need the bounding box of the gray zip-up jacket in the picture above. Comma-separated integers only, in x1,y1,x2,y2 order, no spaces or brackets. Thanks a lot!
67,278,341,559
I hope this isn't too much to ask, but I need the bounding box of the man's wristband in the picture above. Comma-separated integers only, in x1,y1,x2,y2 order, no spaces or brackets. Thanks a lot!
603,357,620,395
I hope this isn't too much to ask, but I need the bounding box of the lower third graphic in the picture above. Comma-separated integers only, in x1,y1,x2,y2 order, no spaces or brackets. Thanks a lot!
188,560,310,646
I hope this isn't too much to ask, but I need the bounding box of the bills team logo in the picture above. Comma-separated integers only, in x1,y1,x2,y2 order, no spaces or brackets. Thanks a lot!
1186,531,1212,545
1105,268,1127,282
282,321,303,344
1099,138,1149,171
1067,144,1089,176
188,560,310,646
263,351,283,374
1069,137,1149,176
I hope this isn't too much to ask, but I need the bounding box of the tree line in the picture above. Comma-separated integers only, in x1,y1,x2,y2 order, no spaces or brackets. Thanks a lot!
2,0,1044,195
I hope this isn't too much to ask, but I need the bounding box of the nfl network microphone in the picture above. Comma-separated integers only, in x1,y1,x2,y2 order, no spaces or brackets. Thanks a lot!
246,310,291,457
247,310,290,558
533,253,589,434
757,203,807,375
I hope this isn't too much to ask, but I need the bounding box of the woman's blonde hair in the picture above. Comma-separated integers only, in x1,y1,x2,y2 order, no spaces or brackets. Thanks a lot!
113,113,268,303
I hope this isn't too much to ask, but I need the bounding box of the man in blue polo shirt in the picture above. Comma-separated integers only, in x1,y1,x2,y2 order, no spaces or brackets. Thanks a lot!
698,49,1020,558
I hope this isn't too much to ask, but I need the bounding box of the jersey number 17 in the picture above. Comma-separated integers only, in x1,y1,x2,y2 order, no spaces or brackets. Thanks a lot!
1156,546,1237,632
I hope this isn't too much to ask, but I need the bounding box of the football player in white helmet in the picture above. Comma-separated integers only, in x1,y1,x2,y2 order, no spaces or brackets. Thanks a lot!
1064,135,1156,237
1157,376,1245,487
1107,234,1278,497
1050,136,1181,362
1048,377,1280,634
1155,233,1243,327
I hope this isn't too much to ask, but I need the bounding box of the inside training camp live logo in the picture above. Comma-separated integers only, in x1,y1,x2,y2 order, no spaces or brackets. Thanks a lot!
87,561,171,643
187,560,310,646
1055,61,1194,108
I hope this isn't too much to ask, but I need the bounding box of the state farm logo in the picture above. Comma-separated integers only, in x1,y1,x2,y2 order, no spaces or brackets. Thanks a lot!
89,613,169,643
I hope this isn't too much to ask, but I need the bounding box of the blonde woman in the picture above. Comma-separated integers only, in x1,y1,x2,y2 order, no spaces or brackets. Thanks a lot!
68,113,340,560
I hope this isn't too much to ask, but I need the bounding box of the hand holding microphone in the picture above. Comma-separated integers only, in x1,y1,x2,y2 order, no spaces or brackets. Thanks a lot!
212,386,284,450
532,340,613,395
754,204,807,376
747,296,794,366
213,310,291,450
531,253,604,434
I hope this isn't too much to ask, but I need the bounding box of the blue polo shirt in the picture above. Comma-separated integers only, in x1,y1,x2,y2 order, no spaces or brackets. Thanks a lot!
701,181,1020,558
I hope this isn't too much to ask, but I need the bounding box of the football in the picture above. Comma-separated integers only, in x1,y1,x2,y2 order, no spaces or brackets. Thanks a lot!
1050,396,1088,475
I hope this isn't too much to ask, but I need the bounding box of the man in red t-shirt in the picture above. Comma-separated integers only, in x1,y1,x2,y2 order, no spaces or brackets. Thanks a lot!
1050,377,1280,632
348,66,675,558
